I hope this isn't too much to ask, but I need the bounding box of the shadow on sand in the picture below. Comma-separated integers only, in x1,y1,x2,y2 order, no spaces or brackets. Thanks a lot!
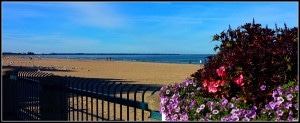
3,65,163,121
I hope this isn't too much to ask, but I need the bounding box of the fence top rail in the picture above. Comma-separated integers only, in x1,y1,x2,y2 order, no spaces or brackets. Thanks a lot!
65,87,159,111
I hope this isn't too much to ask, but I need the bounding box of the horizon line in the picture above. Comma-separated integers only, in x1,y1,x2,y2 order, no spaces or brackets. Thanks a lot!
2,52,216,55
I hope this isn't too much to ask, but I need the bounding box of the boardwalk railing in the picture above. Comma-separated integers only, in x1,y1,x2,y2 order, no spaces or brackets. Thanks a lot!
2,68,162,121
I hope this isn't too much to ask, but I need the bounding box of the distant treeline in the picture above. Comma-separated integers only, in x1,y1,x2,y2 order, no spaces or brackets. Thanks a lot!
45,53,182,55
3,52,184,55
3,52,35,55
3,52,216,56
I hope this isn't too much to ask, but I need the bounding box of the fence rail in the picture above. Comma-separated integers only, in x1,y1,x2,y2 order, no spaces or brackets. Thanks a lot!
2,69,162,121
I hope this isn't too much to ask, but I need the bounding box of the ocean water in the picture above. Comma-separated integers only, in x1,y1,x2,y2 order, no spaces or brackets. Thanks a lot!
31,54,214,64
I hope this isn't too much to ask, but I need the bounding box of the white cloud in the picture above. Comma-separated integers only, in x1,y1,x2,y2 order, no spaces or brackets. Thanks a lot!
2,31,103,53
65,2,127,28
149,1,173,4
133,15,203,24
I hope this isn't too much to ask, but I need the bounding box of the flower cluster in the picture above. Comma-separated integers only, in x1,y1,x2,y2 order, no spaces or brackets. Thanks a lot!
202,79,225,93
202,66,228,94
216,66,226,77
159,79,198,121
159,79,298,121
258,84,299,121
201,66,247,99
233,74,244,87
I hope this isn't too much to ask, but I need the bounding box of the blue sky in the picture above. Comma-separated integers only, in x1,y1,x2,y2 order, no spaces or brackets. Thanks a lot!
2,2,298,54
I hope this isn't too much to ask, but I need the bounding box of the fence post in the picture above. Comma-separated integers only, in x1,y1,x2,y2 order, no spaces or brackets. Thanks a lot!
2,68,17,117
40,75,68,121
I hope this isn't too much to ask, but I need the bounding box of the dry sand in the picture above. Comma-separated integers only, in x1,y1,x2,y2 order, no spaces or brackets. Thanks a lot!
2,55,203,86
2,55,203,121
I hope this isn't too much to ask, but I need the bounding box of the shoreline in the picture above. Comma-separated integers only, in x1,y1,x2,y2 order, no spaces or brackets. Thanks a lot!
2,55,203,86
2,54,206,65
3,55,204,66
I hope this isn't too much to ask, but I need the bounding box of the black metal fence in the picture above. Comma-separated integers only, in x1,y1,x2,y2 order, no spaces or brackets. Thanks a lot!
2,69,162,121
15,71,53,120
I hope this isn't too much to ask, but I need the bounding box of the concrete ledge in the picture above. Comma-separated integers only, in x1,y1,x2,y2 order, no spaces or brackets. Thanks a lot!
146,91,160,111
2,68,14,79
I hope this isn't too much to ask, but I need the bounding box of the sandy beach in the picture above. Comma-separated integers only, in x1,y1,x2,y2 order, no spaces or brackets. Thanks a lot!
2,55,203,86
2,55,204,121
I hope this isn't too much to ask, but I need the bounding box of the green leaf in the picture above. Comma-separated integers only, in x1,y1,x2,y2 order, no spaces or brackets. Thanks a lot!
287,64,291,71
212,34,220,41
226,42,232,48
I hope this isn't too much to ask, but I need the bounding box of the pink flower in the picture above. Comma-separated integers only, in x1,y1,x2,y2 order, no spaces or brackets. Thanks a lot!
203,80,208,87
208,82,218,93
212,81,219,87
208,87,217,93
216,80,226,86
234,74,244,86
216,66,226,77
220,80,226,86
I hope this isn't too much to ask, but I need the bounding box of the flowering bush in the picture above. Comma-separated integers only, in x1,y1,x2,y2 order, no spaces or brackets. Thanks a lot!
159,20,298,121
191,20,298,108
